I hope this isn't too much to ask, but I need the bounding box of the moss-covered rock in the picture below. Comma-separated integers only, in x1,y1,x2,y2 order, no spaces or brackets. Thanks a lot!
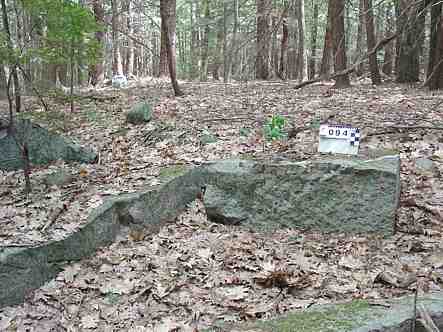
126,102,152,125
0,119,97,171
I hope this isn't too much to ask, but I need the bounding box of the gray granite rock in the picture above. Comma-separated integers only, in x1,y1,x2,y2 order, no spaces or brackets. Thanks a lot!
0,168,205,308
210,292,443,332
0,119,97,171
202,156,400,234
126,102,152,125
0,155,402,309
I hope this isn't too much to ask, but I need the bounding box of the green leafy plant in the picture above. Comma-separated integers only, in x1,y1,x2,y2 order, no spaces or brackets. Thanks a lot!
264,115,287,141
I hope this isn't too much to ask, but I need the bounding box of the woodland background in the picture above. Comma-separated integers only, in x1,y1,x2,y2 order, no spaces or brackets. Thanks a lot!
1,0,443,101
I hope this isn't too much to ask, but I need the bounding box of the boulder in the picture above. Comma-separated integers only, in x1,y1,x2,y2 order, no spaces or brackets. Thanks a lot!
202,156,400,234
0,119,97,171
219,293,443,332
126,102,152,125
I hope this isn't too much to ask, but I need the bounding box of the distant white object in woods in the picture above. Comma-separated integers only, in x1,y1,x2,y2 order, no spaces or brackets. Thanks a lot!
318,124,360,155
112,74,128,89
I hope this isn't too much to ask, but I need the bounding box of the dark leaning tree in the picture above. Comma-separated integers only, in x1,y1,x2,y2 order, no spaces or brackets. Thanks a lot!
160,0,183,96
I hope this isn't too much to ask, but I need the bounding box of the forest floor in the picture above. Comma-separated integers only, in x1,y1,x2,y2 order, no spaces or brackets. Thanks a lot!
0,78,442,331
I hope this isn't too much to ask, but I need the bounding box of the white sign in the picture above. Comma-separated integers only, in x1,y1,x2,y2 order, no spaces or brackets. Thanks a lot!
318,124,360,155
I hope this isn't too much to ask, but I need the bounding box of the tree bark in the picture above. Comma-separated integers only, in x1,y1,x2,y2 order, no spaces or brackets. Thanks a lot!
296,0,307,81
160,0,183,96
212,15,224,80
111,0,123,75
426,1,442,85
1,0,20,113
355,0,365,76
308,1,318,80
396,0,425,83
320,1,333,77
279,7,289,79
427,1,443,90
200,0,210,81
90,0,105,85
364,0,381,84
159,13,169,77
124,0,134,77
0,61,7,98
330,0,350,88
382,3,394,76
256,0,271,79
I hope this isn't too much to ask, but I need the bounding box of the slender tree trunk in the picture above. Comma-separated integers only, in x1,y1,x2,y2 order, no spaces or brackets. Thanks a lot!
223,0,229,82
200,0,210,81
226,0,239,81
308,1,318,80
90,0,105,85
355,0,365,76
426,1,442,83
125,0,134,77
190,1,199,80
330,0,350,88
382,3,394,76
427,1,443,90
1,0,20,113
160,0,183,96
271,14,279,75
279,6,289,79
364,0,381,84
213,16,223,80
159,15,169,77
396,0,425,83
256,0,271,79
111,0,123,75
320,1,333,77
0,61,7,98
296,0,307,80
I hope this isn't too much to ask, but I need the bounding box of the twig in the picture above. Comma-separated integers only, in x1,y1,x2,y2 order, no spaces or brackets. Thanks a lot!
412,288,418,332
200,116,253,123
41,203,67,232
418,304,441,332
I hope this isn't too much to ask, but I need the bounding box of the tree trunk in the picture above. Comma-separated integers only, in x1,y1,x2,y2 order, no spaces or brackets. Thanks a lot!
382,3,394,76
125,0,134,77
426,1,442,84
355,0,365,76
160,0,183,96
200,0,210,81
427,2,443,90
90,0,105,85
396,0,425,83
364,0,381,84
296,0,307,81
0,61,7,98
111,0,123,76
256,0,271,79
1,0,20,113
308,1,318,80
330,0,350,88
226,0,239,81
212,16,224,80
271,14,279,75
279,6,289,79
159,7,168,77
223,0,229,82
320,1,333,77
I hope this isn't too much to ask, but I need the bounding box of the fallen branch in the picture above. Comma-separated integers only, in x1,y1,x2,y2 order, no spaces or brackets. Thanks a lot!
294,33,398,90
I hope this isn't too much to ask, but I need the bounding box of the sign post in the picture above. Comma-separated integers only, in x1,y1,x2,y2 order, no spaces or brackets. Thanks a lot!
318,124,360,155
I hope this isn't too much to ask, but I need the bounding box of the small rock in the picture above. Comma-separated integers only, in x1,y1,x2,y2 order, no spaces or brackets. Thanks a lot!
200,130,218,145
415,158,434,172
126,102,152,125
43,169,74,187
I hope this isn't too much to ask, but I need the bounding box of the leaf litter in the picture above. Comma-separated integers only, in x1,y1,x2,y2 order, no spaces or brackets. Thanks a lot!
0,78,442,330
